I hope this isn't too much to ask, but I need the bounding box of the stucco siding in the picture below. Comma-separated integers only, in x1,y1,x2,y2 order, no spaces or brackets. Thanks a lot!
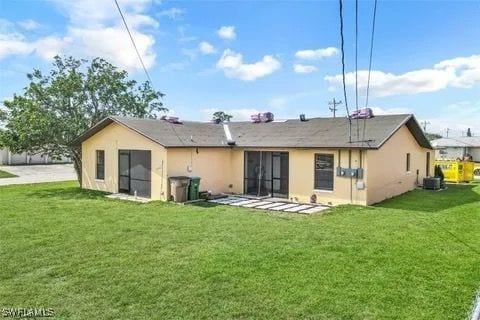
80,121,430,205
81,122,168,200
366,125,432,205
167,148,234,196
229,148,366,205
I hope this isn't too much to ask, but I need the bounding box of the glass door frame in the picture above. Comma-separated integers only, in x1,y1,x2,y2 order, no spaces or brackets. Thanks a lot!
243,151,289,198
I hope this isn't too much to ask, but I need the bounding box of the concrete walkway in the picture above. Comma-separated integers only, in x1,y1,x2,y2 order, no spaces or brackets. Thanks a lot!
209,196,330,214
0,164,77,186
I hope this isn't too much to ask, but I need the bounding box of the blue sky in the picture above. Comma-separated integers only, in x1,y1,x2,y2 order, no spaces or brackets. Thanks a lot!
1,0,479,136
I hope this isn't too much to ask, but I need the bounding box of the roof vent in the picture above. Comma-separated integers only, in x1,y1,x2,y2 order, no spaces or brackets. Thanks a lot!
251,112,274,123
223,124,236,146
300,114,307,121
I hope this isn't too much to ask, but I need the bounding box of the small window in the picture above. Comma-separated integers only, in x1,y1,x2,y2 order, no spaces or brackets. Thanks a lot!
96,150,105,180
406,153,411,172
314,154,334,190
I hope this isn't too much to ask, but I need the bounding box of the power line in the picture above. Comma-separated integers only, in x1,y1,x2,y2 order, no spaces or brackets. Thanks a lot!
355,0,359,141
113,0,155,89
113,0,183,146
339,0,352,143
365,0,378,110
362,0,378,146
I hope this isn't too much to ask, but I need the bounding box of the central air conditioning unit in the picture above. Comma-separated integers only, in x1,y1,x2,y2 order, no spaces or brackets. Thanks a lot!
423,177,441,190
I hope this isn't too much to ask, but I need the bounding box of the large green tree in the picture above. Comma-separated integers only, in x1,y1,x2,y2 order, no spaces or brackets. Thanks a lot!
0,56,166,183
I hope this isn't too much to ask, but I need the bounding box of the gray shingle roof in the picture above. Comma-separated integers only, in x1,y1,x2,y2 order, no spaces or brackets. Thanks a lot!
72,114,432,149
431,137,480,148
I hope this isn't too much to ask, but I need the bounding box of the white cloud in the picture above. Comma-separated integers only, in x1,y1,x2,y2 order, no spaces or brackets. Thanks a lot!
51,0,154,27
369,106,413,115
216,49,280,81
424,116,480,137
157,7,185,20
0,0,159,72
0,32,33,59
202,107,261,121
67,25,156,70
295,47,338,60
18,19,42,31
325,55,480,97
33,36,70,60
217,26,236,40
198,41,216,55
369,102,480,137
293,64,317,74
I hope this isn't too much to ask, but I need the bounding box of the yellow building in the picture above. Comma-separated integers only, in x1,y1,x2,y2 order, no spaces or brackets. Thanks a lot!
73,114,433,205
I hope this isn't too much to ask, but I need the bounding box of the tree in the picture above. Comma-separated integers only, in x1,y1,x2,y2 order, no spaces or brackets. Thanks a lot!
212,111,233,123
0,56,166,183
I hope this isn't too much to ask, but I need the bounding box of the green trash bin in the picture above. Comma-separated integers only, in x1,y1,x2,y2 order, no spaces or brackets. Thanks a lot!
188,177,201,200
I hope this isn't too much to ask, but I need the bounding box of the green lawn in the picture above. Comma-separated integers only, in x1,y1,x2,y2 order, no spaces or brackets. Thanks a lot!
0,168,18,178
0,182,479,320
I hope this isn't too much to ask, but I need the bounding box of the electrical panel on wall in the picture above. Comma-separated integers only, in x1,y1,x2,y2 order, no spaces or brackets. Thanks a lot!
336,167,364,179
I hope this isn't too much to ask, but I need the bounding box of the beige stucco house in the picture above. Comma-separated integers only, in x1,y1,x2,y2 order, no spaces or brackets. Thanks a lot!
73,114,433,205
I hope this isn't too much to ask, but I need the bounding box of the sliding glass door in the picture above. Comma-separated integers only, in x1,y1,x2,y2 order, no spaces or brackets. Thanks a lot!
118,150,151,198
244,151,288,198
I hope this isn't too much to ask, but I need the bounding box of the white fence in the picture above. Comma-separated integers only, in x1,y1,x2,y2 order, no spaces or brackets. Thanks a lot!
0,149,70,165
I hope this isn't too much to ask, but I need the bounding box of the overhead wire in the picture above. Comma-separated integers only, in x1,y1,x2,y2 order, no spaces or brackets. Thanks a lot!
362,0,378,146
339,0,352,143
113,0,185,146
355,0,359,141
114,0,155,89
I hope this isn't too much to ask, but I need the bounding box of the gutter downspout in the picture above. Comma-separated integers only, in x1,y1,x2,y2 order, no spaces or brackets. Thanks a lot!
349,150,353,204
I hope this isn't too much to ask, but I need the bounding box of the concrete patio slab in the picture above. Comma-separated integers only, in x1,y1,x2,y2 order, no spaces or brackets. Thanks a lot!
207,195,330,214
255,202,288,209
284,204,314,212
242,201,271,208
299,206,330,214
270,203,302,211
231,199,260,206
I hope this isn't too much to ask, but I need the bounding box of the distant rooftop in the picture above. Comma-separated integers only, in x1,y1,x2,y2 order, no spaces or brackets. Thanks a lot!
431,137,480,148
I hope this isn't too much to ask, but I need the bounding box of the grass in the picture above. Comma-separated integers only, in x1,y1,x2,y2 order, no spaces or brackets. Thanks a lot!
0,168,18,178
0,182,479,320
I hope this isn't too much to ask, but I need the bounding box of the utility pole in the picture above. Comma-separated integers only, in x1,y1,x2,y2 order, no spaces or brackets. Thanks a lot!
328,98,342,118
420,120,430,133
446,128,450,138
